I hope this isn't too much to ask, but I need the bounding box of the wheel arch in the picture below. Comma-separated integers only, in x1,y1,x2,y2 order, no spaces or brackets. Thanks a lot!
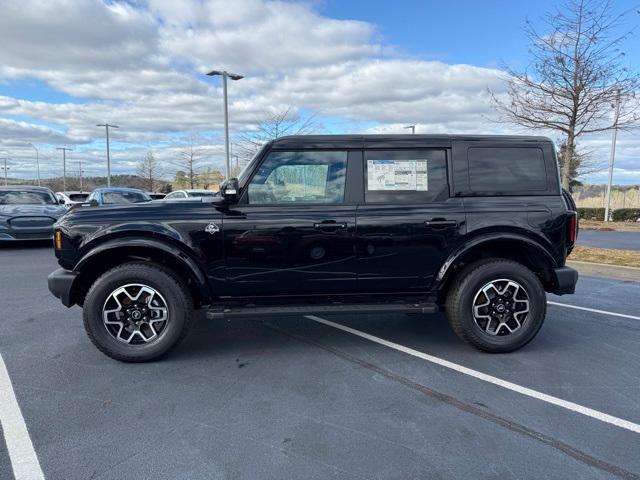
435,233,559,302
70,237,212,308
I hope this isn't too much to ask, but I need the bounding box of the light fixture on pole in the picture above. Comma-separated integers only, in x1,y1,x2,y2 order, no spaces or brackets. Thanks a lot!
97,123,119,187
1,158,9,186
404,125,416,134
604,90,621,222
56,147,72,191
206,69,244,180
30,144,40,186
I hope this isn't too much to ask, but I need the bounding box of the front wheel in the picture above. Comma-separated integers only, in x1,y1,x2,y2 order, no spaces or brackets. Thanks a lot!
83,262,194,362
445,259,546,353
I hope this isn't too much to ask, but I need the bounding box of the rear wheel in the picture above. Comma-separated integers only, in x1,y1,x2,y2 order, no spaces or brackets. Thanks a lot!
83,262,194,362
445,259,546,352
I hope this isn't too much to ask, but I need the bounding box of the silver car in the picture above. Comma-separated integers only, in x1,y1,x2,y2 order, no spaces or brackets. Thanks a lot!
0,186,66,241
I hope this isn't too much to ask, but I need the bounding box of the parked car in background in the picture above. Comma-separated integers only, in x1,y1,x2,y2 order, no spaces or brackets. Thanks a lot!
56,191,90,208
0,186,66,241
49,134,578,362
164,189,218,199
86,187,152,206
147,192,166,200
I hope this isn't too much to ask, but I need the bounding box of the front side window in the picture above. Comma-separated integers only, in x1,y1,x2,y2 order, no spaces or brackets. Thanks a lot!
364,149,448,203
468,147,547,194
248,151,347,204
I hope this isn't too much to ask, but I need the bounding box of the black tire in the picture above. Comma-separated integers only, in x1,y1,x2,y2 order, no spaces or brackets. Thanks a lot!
83,262,194,362
445,259,546,353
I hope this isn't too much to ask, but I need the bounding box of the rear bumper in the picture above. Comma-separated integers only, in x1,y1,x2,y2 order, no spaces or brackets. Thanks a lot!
550,266,578,295
48,268,78,307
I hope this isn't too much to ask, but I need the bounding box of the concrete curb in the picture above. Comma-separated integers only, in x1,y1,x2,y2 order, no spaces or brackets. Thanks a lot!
567,260,640,283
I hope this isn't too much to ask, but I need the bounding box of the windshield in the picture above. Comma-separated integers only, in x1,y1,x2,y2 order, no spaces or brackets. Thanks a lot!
187,191,217,197
0,190,57,205
102,191,151,204
68,193,89,202
237,149,263,185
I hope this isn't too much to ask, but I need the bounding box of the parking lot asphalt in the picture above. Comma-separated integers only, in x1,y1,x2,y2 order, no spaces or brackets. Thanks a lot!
0,242,639,480
578,229,640,251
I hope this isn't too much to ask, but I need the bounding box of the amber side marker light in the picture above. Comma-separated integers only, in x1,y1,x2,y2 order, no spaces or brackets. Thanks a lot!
54,230,63,250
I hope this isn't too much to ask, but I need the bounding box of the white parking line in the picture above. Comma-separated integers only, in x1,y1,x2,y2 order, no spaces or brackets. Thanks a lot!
547,301,640,321
305,315,640,435
0,354,45,480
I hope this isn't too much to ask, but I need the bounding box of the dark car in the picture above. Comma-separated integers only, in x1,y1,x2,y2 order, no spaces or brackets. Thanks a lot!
86,187,151,206
48,135,578,362
0,186,66,241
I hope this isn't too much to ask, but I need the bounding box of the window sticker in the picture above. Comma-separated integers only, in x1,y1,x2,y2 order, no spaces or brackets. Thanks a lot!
367,160,428,191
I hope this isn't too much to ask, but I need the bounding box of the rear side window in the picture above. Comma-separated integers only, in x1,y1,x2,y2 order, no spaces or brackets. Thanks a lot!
468,147,547,194
364,149,448,203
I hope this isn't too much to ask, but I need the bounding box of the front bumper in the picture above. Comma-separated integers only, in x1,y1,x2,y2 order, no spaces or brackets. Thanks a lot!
0,231,54,241
48,268,79,307
550,266,579,295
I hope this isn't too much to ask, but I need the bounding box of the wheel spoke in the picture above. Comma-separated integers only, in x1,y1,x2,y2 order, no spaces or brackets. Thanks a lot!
472,278,530,337
102,283,169,345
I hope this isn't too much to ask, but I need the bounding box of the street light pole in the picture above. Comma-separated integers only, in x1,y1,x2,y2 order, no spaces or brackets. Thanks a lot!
79,158,84,191
1,158,9,186
56,147,72,191
404,125,416,134
30,144,40,186
206,70,244,180
604,90,621,222
97,123,119,187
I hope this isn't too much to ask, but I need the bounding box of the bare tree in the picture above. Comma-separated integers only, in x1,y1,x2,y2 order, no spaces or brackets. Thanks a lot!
235,107,322,164
490,0,640,189
173,136,206,189
136,150,164,192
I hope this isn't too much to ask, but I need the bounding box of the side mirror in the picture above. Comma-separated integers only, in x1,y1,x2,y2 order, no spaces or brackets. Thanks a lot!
58,198,66,205
220,178,239,203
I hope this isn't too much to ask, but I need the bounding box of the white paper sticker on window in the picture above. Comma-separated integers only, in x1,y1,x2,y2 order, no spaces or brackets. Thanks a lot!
367,160,428,191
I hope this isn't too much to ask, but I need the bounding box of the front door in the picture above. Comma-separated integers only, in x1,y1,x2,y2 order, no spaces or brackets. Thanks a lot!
355,149,466,292
221,150,357,297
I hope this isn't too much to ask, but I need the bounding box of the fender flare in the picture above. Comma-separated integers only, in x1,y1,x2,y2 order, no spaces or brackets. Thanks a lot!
73,236,212,302
435,232,558,287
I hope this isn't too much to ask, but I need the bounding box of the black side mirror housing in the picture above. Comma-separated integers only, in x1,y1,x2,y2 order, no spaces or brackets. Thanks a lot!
220,178,239,203
58,198,66,205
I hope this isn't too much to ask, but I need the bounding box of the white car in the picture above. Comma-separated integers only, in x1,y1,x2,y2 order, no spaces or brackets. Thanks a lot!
164,189,218,200
56,191,90,208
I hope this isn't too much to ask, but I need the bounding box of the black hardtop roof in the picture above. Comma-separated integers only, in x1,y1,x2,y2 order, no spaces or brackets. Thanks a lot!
270,134,552,149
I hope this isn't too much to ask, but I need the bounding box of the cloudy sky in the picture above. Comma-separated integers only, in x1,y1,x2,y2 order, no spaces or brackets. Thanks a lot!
0,0,638,184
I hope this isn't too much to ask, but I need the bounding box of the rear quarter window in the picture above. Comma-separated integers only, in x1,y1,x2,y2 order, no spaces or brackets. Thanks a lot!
468,147,547,194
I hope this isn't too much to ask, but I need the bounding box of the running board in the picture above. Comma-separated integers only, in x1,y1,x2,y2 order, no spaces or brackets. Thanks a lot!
206,302,439,320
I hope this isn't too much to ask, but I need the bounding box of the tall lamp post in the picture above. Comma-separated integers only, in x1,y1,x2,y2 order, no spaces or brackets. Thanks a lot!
97,123,119,187
56,147,72,191
30,144,40,186
206,69,244,180
1,158,9,186
604,90,621,222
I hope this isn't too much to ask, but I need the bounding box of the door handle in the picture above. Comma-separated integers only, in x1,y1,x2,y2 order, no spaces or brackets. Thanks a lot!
424,219,458,229
314,222,347,231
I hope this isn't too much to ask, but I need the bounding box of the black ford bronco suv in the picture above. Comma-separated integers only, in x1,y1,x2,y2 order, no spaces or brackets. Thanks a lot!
48,135,578,362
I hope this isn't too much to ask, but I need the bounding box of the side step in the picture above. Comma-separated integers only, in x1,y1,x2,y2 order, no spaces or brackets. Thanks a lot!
206,302,439,320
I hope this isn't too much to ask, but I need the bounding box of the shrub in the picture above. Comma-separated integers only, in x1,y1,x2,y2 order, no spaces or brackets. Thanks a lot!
577,208,606,220
611,208,640,222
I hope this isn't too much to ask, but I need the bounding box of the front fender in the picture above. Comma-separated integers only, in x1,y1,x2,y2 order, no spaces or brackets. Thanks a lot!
74,235,212,302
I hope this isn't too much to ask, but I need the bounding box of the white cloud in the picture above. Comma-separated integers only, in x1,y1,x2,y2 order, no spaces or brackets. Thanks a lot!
0,0,637,184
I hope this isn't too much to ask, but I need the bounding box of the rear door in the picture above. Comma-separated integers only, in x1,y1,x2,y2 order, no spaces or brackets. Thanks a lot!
355,148,466,292
221,149,359,296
